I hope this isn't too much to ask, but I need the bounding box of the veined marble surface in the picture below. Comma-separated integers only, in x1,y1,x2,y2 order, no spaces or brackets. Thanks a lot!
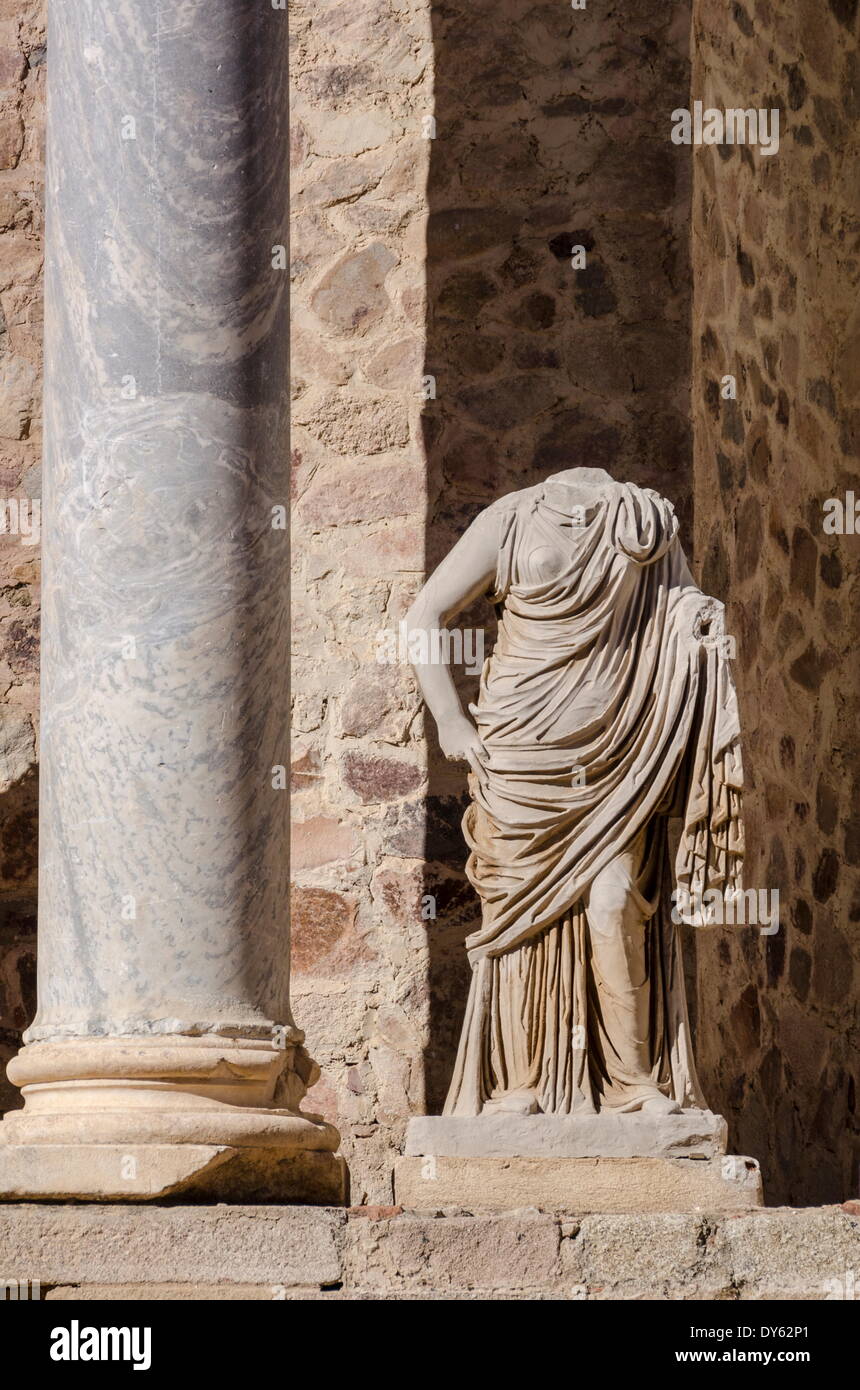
33,0,291,1040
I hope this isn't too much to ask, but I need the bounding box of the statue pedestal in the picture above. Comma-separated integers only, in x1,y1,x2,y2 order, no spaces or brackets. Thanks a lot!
395,1112,763,1212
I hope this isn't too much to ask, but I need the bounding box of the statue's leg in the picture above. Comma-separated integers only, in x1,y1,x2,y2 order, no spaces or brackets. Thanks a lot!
585,839,681,1114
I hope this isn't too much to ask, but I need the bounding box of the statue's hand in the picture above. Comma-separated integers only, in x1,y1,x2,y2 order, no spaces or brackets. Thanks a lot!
437,713,489,788
693,597,726,643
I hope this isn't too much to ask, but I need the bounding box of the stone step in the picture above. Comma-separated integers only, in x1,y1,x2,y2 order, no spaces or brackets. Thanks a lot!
2,1203,858,1301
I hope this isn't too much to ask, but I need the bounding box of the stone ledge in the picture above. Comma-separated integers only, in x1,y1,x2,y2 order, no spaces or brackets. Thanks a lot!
1,1204,858,1300
0,1204,343,1288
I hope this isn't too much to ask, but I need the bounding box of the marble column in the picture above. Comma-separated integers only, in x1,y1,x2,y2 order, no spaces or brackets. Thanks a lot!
0,0,344,1201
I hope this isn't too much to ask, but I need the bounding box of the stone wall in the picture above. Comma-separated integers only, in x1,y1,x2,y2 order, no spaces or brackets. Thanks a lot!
0,0,43,1116
290,0,694,1202
2,1202,859,1300
689,0,860,1204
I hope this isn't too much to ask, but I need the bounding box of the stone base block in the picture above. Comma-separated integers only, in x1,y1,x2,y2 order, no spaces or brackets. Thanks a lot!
0,1143,347,1204
405,1111,728,1160
394,1153,763,1213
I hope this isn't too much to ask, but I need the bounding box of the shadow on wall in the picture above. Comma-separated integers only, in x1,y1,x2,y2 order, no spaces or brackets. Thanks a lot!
689,0,860,1206
418,0,694,1114
0,766,38,1117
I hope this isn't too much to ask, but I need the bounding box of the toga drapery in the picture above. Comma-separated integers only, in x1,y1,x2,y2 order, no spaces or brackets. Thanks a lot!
444,479,744,1116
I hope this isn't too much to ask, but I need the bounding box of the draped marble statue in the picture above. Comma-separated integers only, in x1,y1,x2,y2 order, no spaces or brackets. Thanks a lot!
406,468,744,1119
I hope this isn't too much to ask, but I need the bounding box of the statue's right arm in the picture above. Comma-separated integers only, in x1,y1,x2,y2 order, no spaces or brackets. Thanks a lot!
404,508,500,785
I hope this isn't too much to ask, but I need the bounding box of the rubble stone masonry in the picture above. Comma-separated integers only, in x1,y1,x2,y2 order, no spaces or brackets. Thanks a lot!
690,0,860,1204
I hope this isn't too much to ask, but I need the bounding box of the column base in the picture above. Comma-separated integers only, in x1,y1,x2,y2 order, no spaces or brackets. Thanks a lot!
0,1037,346,1204
0,1143,347,1203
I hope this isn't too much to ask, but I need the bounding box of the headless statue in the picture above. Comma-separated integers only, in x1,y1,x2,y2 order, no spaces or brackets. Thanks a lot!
406,469,744,1118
